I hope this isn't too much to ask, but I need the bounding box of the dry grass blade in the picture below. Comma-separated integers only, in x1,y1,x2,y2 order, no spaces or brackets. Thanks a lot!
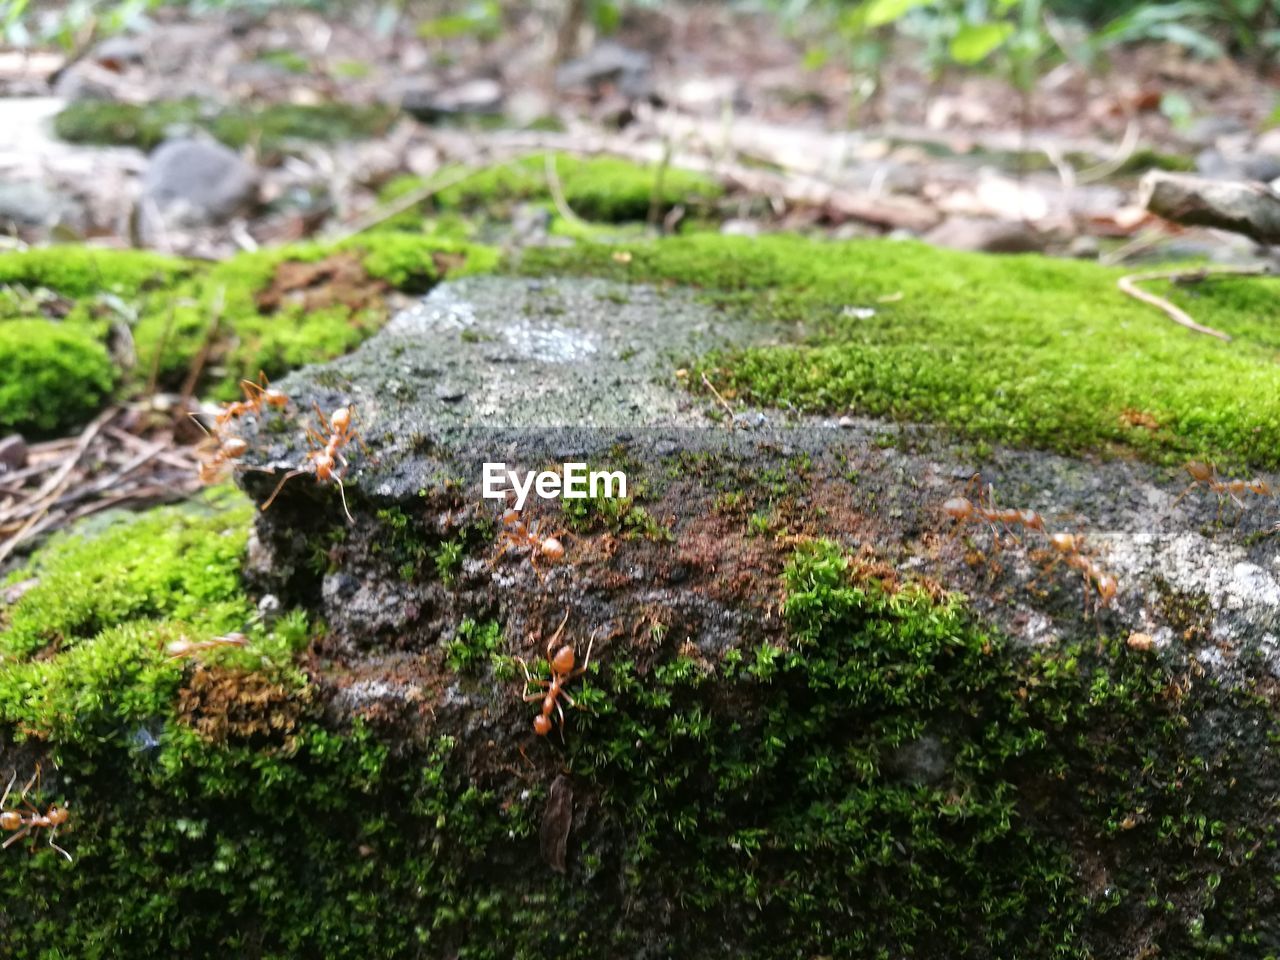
1118,265,1273,342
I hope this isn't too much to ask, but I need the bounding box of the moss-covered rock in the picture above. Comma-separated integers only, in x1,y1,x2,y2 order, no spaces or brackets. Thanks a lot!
0,320,116,437
1,483,1277,957
518,235,1280,469
53,99,395,154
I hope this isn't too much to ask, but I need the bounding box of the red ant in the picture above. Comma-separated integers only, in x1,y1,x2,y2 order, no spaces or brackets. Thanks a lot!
1040,532,1119,614
490,506,566,580
193,429,248,484
215,372,289,429
166,632,249,661
517,612,595,738
943,475,1047,549
1,765,71,862
261,403,364,523
1173,460,1272,518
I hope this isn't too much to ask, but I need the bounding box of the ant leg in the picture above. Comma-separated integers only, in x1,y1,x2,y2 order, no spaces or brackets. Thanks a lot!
517,658,550,700
0,770,15,809
333,475,355,525
544,611,570,661
1170,482,1200,510
1,826,32,850
573,631,596,678
311,401,333,436
561,690,576,708
18,766,39,805
488,538,515,570
348,429,371,458
529,553,547,584
261,469,306,512
47,826,71,863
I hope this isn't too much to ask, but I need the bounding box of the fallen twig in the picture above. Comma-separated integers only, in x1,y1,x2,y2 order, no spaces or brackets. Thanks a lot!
544,153,587,229
1118,265,1274,342
327,161,509,241
700,372,737,427
0,407,116,564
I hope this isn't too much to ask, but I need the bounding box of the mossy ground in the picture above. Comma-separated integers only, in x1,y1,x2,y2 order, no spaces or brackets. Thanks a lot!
0,234,497,434
377,153,723,233
53,99,394,154
1,470,1277,958
519,235,1280,470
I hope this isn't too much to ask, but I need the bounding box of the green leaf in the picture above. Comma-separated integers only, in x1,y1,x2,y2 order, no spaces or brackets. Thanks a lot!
863,0,935,29
949,22,1014,64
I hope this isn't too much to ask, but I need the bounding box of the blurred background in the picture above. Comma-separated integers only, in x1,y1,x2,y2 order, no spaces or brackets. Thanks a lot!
0,0,1277,263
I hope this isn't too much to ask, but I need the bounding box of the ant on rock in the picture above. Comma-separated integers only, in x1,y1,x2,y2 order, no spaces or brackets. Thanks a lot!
1039,532,1118,615
192,373,289,484
942,475,1047,549
1172,460,1272,521
1,764,71,862
215,372,289,429
490,504,566,580
261,402,365,523
517,613,595,739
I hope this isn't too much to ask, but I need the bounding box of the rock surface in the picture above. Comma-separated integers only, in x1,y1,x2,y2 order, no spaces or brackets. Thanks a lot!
141,137,258,226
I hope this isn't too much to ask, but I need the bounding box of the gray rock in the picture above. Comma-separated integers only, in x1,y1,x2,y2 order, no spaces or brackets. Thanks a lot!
91,35,147,67
401,77,504,121
555,41,653,99
1183,115,1248,148
923,216,1048,254
141,138,258,225
0,180,66,227
1066,234,1100,259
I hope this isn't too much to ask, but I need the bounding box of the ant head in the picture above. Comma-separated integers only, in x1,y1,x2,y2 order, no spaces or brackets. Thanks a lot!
1252,480,1273,496
942,497,971,520
1049,533,1077,553
47,806,69,825
265,390,288,408
1096,575,1118,603
550,645,576,675
541,537,565,562
1019,509,1044,530
502,507,521,526
533,715,552,737
222,437,248,458
1186,461,1215,482
331,407,353,433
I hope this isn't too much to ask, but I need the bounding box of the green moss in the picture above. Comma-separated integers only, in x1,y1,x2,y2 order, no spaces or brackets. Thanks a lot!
519,235,1280,468
0,234,497,409
54,99,394,153
0,491,253,662
378,153,723,228
444,618,503,673
0,246,187,298
0,320,116,436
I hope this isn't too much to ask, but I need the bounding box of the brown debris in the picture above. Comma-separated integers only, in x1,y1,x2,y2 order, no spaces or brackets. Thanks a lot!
256,252,387,315
177,664,311,747
539,774,574,874
0,404,202,566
